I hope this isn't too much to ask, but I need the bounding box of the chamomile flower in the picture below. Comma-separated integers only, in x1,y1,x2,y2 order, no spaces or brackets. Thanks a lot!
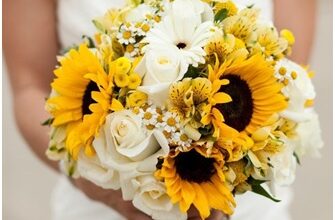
142,106,159,127
161,112,180,132
135,22,152,36
117,24,136,45
124,43,140,58
171,132,193,152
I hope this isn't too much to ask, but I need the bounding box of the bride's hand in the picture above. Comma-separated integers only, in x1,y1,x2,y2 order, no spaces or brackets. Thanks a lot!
187,206,229,220
72,178,151,220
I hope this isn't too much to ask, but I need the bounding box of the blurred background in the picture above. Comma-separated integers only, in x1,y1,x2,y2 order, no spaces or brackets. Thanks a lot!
3,0,332,219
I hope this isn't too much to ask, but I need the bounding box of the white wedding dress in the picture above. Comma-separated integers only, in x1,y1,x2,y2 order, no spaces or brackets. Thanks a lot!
52,0,292,219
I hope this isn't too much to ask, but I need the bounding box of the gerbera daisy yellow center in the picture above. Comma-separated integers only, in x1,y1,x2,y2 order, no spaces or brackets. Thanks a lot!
216,74,253,132
175,149,216,183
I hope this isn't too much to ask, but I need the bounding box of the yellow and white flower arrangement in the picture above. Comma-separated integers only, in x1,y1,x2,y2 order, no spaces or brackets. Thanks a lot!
44,0,323,219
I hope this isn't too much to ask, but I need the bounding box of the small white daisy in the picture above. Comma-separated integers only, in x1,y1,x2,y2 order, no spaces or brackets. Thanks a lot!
117,24,136,45
169,132,192,151
124,43,140,58
161,112,180,132
142,107,158,126
136,22,152,36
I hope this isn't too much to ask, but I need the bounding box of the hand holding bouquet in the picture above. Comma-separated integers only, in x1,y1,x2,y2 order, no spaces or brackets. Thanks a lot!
45,0,323,219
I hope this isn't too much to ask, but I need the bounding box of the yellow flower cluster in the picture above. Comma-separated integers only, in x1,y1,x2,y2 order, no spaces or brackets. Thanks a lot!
112,57,142,89
207,5,295,61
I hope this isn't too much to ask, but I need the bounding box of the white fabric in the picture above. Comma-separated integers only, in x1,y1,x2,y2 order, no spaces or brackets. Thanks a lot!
54,0,292,219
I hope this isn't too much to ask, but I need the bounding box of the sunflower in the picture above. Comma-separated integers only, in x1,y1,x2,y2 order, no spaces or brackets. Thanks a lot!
203,55,287,136
156,146,236,219
47,44,124,159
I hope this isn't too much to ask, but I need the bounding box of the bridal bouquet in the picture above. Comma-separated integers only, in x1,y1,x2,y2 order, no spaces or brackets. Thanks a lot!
45,0,323,219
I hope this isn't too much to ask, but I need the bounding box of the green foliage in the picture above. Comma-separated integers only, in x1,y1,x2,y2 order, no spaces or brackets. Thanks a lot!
214,9,228,23
248,177,281,202
41,118,54,126
198,125,213,136
92,19,107,33
82,35,96,48
293,152,301,165
183,66,201,79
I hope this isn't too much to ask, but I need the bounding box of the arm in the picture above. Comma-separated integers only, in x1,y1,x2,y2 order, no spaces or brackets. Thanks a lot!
274,0,317,64
3,0,59,171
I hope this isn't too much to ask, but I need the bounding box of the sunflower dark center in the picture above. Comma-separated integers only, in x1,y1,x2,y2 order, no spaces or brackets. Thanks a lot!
176,42,187,49
82,81,99,115
174,149,216,183
216,74,253,132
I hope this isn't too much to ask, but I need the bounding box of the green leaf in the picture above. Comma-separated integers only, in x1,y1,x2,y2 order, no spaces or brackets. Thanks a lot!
92,19,106,33
251,184,281,202
214,9,228,23
82,35,95,48
248,177,267,186
247,4,255,9
183,66,201,79
248,177,281,202
41,118,54,126
60,44,79,55
293,152,301,165
198,125,213,136
68,165,75,177
58,148,66,153
48,145,58,152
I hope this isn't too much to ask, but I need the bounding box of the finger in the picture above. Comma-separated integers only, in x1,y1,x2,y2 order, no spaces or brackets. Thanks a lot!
207,210,225,220
187,206,202,220
127,211,152,220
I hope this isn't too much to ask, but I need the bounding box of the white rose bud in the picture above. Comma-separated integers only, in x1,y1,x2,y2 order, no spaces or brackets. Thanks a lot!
93,110,160,171
132,175,187,220
295,109,323,158
125,4,155,23
77,151,121,190
136,47,187,107
93,110,170,199
269,140,297,186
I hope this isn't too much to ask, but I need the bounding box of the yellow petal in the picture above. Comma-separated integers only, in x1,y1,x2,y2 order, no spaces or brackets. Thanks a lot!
212,92,232,104
180,181,195,212
110,98,124,111
192,183,210,219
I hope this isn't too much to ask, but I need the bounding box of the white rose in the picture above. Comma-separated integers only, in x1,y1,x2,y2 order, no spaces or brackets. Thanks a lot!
93,110,170,199
165,0,213,24
132,175,187,220
275,59,316,122
269,140,297,186
295,109,323,158
136,47,187,106
77,151,120,190
125,4,156,23
93,110,160,170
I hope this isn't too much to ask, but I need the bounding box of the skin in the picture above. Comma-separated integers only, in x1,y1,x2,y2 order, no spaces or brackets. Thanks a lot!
274,0,317,64
3,0,315,219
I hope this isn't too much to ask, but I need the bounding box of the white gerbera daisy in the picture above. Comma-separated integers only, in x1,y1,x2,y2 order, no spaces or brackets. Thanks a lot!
144,0,214,70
